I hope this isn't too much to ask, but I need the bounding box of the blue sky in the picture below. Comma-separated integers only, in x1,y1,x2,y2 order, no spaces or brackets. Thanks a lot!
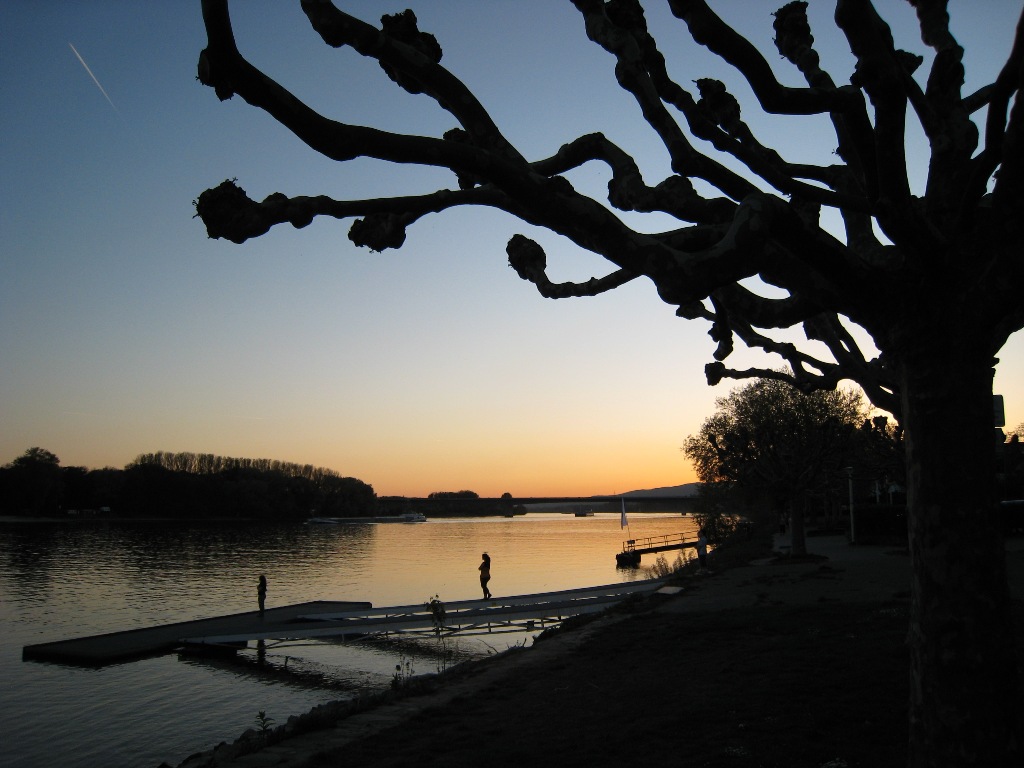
2,1,1022,497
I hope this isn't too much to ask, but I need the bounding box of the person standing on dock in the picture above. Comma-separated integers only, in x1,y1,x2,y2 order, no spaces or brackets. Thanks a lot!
257,574,267,617
479,553,492,600
696,530,709,570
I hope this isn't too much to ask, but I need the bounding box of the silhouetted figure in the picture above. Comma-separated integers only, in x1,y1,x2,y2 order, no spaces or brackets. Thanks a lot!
479,553,492,599
696,530,709,570
257,574,267,617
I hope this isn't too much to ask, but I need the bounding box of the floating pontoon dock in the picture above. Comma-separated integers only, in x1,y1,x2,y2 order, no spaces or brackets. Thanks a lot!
617,532,697,566
23,580,669,667
21,600,371,666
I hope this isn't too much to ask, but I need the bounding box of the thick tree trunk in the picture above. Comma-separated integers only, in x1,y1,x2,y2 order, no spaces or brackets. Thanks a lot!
788,498,807,556
901,345,1021,766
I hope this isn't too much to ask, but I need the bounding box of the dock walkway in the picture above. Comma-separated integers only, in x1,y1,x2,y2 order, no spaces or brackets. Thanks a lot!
21,601,371,666
22,580,668,667
184,580,667,650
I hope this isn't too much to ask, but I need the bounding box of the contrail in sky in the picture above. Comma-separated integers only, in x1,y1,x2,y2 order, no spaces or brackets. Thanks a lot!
69,42,118,113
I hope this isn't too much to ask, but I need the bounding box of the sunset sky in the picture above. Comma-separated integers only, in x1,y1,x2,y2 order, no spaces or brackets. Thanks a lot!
2,1,1022,498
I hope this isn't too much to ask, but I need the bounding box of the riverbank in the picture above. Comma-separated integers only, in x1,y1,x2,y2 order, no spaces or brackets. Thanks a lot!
167,531,1024,768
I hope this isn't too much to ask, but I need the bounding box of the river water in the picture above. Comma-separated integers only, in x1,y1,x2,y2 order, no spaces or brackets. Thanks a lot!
2,512,698,768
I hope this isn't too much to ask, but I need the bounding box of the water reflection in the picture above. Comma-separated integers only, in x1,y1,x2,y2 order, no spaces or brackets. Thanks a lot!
2,513,697,768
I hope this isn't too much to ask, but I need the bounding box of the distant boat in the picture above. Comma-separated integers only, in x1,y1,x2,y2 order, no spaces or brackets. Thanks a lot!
574,510,595,517
305,512,426,525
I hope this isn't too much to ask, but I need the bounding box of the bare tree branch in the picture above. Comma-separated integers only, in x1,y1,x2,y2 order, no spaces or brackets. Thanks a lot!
576,0,873,212
668,0,860,115
772,1,878,199
962,83,995,114
194,0,1019,423
988,8,1024,214
571,0,760,201
700,287,901,416
199,1,542,198
531,132,737,225
506,235,640,298
689,77,872,211
299,1,525,164
195,179,506,248
834,2,916,238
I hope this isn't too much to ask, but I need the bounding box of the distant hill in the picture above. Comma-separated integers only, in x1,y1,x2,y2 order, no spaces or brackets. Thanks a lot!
619,483,701,499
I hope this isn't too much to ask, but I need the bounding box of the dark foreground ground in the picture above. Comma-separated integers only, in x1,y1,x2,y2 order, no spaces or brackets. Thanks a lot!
329,603,914,768
177,530,1024,768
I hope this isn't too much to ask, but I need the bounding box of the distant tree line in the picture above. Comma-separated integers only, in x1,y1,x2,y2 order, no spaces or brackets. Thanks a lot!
128,451,349,487
382,490,522,517
0,448,375,521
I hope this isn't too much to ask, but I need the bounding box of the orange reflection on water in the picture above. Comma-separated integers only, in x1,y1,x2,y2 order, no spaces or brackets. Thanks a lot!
302,512,701,608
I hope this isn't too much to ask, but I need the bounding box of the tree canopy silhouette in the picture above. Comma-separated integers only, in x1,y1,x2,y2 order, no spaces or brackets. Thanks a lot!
684,378,863,554
194,2,1024,764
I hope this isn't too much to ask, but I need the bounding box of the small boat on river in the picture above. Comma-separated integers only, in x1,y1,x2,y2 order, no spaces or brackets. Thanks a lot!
305,512,427,525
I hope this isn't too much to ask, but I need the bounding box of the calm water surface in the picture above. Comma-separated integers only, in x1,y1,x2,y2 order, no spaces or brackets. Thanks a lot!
1,513,697,768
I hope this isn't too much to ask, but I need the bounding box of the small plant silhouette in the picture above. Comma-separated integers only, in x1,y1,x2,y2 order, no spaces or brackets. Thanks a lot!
435,634,460,674
425,594,446,635
255,710,274,734
645,552,685,578
391,656,414,690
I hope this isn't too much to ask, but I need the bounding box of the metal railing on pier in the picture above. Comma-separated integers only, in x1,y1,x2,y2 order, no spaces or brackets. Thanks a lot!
621,532,694,554
616,532,697,567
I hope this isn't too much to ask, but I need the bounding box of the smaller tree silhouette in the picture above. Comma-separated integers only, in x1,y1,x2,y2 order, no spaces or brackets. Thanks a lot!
3,447,63,517
684,378,863,554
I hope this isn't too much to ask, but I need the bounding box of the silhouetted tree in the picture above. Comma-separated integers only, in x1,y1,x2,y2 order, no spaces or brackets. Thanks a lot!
853,414,906,500
193,3,1024,762
1,447,63,516
684,378,862,554
60,466,91,510
427,490,480,499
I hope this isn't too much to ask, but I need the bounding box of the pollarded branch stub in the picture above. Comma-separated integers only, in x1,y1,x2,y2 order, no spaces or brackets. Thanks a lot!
849,47,923,94
898,49,925,78
198,0,243,102
378,10,443,95
197,47,239,102
605,165,649,212
709,318,735,361
676,299,711,320
196,180,271,243
348,213,408,252
772,1,815,68
606,166,725,223
705,360,726,385
506,234,547,282
504,234,640,299
695,79,741,132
